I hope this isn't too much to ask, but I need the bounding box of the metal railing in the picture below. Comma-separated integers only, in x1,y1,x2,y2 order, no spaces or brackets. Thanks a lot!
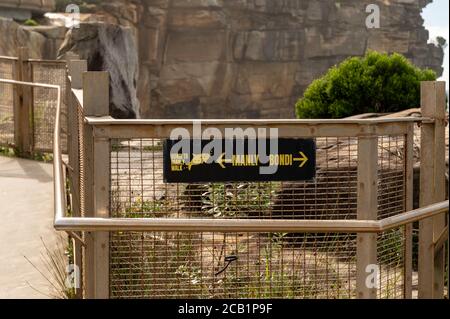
53,201,449,232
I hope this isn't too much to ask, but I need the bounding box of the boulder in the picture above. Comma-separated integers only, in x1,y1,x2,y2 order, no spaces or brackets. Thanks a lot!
58,23,140,119
0,17,47,58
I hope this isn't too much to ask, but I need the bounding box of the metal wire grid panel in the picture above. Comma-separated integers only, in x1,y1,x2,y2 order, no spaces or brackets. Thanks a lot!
109,137,358,220
377,135,406,299
110,232,357,299
31,61,67,153
377,227,406,299
0,59,15,147
378,135,406,220
108,135,407,299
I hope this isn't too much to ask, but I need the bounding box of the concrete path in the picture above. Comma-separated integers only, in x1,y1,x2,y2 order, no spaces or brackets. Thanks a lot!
0,155,62,299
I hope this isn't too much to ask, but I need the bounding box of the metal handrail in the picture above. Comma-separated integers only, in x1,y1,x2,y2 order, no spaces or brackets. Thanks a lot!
0,79,61,96
0,56,18,61
0,56,66,64
54,201,448,233
28,59,66,64
85,116,429,125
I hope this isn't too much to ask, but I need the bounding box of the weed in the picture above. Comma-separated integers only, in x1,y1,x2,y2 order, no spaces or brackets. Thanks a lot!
24,235,76,299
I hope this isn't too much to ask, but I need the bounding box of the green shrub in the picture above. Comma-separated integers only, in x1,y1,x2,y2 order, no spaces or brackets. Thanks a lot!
24,19,39,26
295,51,437,119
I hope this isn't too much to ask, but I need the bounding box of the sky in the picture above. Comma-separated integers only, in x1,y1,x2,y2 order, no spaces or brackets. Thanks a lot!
422,0,449,90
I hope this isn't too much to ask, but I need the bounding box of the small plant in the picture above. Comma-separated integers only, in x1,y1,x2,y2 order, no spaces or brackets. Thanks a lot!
24,19,39,26
24,236,76,299
201,183,278,218
33,152,53,163
124,197,165,218
0,146,15,157
175,265,202,286
378,228,404,265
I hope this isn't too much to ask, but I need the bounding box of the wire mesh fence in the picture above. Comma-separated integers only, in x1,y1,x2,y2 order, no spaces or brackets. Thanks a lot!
108,135,407,299
377,227,405,299
0,58,15,147
31,61,67,153
109,138,359,221
378,135,406,220
0,56,67,154
110,231,357,299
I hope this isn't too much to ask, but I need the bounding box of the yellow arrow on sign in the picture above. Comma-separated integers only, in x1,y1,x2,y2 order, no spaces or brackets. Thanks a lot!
186,153,211,171
293,151,309,168
216,153,232,169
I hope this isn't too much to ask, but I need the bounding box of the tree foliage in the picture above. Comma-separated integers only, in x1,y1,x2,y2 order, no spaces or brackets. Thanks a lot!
295,51,437,119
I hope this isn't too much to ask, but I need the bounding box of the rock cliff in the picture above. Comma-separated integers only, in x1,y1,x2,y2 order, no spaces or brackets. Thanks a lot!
0,17,45,58
129,0,444,119
1,0,445,119
58,23,141,119
0,0,54,20
0,17,66,59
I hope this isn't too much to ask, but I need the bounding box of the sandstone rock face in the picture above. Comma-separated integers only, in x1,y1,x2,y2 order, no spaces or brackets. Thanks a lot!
0,17,47,58
0,0,55,20
134,0,444,119
0,17,67,59
0,0,55,13
58,23,140,119
25,25,68,59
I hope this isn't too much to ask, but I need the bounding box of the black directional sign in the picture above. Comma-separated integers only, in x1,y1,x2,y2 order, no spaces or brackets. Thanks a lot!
163,138,316,183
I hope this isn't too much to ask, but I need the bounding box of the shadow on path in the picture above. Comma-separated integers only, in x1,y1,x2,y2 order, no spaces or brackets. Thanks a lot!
0,156,52,183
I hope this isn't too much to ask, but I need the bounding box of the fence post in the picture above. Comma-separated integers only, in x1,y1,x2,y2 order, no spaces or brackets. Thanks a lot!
356,132,378,299
67,57,86,299
418,81,447,299
82,71,110,299
13,47,33,157
404,123,414,299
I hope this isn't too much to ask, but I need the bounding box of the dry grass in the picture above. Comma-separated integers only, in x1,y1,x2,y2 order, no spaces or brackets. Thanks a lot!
24,235,76,299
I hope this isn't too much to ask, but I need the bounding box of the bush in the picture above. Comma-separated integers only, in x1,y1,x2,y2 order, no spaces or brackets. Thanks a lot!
24,19,39,26
295,51,437,119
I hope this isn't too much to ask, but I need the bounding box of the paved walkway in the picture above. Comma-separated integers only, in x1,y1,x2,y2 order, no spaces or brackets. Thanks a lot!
0,155,62,299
